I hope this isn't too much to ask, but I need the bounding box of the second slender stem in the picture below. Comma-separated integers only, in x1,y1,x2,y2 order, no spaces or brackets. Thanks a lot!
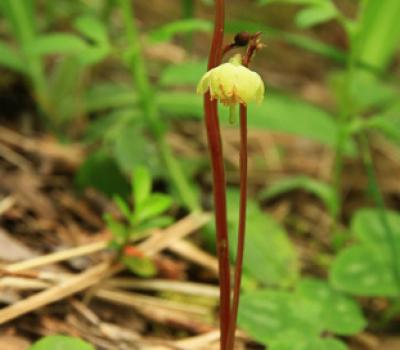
226,104,248,350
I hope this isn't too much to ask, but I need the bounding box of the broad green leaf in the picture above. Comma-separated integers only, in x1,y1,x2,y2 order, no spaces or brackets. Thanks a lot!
228,190,298,287
259,176,339,217
122,255,157,277
29,335,94,350
0,41,25,72
159,61,206,87
330,245,399,297
295,3,338,29
27,33,88,56
296,278,366,335
136,194,172,222
149,19,212,42
132,167,152,209
351,208,400,257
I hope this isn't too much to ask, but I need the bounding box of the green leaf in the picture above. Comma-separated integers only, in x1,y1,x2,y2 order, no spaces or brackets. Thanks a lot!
369,101,400,144
29,335,94,350
259,176,339,217
245,94,348,151
355,0,400,71
295,3,338,29
74,15,108,45
73,15,110,65
47,57,83,123
112,120,161,175
365,115,400,144
0,41,25,72
136,194,173,223
1,0,37,46
27,33,89,56
228,190,298,287
159,61,207,87
113,195,131,219
85,84,138,112
158,92,203,119
239,279,363,349
136,216,174,231
122,255,157,277
269,333,348,350
351,208,400,257
132,167,152,210
239,290,298,344
149,19,212,42
104,213,129,244
296,278,366,335
75,150,129,198
239,289,326,345
330,245,399,297
329,71,397,114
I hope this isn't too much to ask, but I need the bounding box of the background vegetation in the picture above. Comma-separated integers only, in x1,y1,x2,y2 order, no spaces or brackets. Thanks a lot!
0,0,399,349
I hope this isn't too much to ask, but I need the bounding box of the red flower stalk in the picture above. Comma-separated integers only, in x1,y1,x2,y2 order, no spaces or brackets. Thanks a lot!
203,0,231,348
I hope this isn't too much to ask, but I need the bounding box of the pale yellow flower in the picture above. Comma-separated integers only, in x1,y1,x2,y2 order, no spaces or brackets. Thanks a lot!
197,54,265,106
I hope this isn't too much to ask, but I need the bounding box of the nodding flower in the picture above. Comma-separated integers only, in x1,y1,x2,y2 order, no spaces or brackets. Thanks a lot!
197,54,265,107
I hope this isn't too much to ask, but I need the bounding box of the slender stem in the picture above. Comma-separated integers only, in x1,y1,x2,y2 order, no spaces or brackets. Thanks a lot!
203,0,231,348
226,103,248,350
359,132,400,290
204,95,231,349
333,49,356,221
119,0,199,212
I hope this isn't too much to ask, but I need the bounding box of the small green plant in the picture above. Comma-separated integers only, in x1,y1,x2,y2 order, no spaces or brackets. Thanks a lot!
105,166,173,276
0,0,110,130
29,335,94,350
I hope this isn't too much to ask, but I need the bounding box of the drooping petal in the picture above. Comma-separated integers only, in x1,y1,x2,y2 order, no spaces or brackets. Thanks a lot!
196,70,212,95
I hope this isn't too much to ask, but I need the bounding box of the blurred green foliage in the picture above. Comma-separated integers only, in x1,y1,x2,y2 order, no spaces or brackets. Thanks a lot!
1,0,400,347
